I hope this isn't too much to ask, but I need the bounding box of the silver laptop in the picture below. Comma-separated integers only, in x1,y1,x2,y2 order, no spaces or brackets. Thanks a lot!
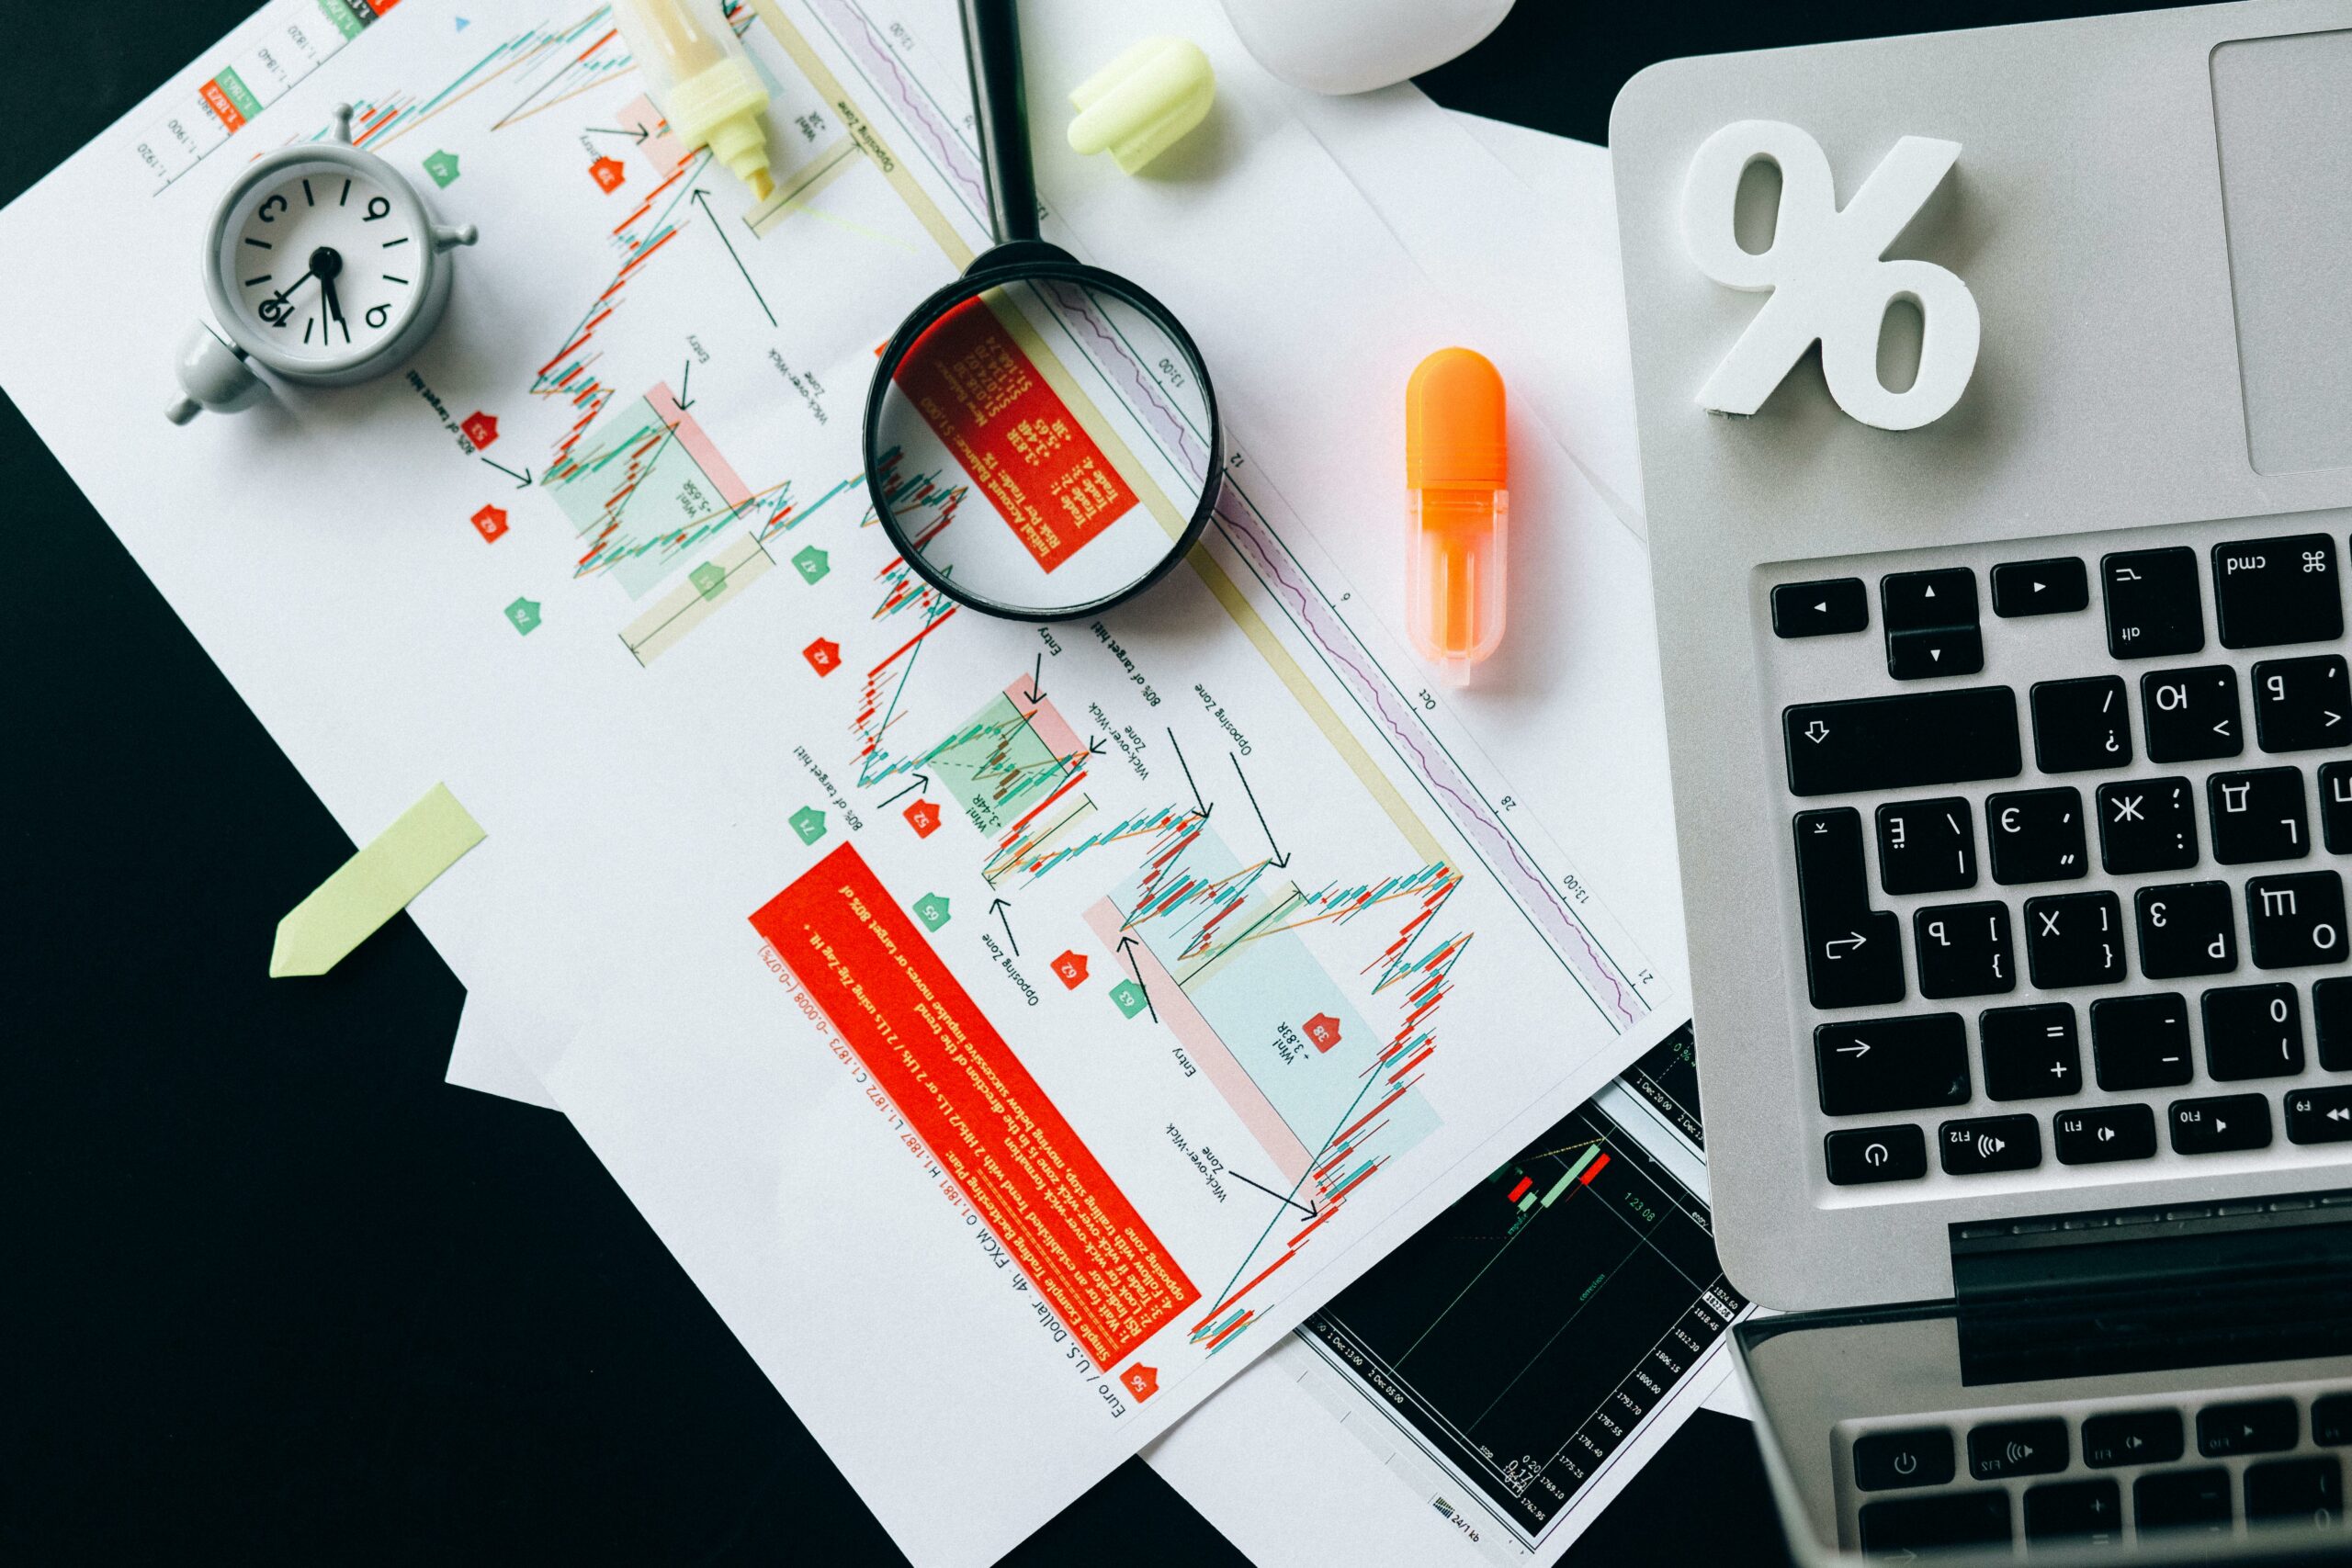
1611,2,2352,1560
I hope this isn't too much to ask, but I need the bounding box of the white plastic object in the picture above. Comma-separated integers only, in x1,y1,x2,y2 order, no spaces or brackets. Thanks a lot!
1681,119,1982,431
165,323,268,423
1214,0,1513,96
610,0,774,199
1067,37,1215,175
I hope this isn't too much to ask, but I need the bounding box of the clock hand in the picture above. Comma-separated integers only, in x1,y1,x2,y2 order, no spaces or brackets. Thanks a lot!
259,267,318,322
322,272,350,344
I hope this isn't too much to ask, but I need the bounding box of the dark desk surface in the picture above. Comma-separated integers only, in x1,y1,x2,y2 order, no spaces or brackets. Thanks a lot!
6,1,2139,1562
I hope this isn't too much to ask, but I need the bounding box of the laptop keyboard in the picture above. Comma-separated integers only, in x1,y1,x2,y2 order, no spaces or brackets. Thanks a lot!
1767,525,2352,1198
1841,1386,2352,1555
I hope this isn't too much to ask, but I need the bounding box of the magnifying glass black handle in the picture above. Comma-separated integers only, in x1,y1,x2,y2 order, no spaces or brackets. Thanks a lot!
958,0,1040,245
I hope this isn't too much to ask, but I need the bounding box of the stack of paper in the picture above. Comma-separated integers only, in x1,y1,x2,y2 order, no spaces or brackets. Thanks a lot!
0,0,1739,1562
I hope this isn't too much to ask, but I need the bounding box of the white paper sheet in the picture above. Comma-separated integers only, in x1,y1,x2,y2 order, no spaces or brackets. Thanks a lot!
0,0,1689,1562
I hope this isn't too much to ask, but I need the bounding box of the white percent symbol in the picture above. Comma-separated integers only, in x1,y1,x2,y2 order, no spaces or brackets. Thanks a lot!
1682,121,1981,431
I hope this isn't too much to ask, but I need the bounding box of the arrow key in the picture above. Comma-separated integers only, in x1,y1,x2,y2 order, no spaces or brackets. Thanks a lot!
1825,1124,1928,1185
1771,577,1868,637
2287,1084,2352,1145
1993,557,2089,617
2253,653,2352,753
1888,625,1983,680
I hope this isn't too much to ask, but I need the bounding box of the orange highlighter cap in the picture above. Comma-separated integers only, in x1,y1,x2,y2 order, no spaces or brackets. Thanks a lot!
1404,347,1508,685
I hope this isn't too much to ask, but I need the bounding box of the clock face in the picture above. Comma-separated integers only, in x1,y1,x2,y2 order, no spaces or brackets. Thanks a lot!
219,157,425,366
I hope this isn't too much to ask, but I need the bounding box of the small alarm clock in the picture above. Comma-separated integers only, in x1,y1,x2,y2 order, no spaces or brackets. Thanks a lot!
166,104,478,423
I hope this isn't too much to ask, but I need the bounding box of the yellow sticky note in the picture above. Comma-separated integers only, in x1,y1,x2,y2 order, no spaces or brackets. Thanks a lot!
270,783,486,978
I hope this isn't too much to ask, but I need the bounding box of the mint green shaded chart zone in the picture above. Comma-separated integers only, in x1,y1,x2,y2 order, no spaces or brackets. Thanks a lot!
1091,815,1449,1189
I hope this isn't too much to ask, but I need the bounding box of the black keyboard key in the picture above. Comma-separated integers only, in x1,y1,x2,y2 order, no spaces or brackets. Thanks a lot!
1773,578,1868,637
1888,626,1983,680
2200,1398,2298,1458
2245,1456,2342,1527
2248,871,2347,968
2321,762,2352,852
1816,1016,1971,1116
2055,1103,2157,1165
1917,901,2016,998
2314,1394,2352,1447
2084,1409,2184,1468
2023,1479,2120,1545
2211,767,2312,863
2023,892,2125,988
1794,810,1905,1009
2133,1468,2233,1534
1878,797,1977,895
2214,534,2343,649
1859,1492,2010,1556
1989,788,2089,884
1970,1417,2068,1481
2098,777,2199,874
2135,882,2238,978
1993,558,2089,618
1856,1427,1957,1491
2171,1094,2273,1156
2288,1085,2352,1145
1826,1125,1929,1185
2201,983,2304,1080
1784,689,2022,797
2317,977,2352,1071
2254,654,2352,752
1884,568,1978,631
1940,1112,2041,1175
2092,994,2196,1089
2031,676,2132,773
2104,547,2205,659
2141,665,2243,762
1982,1003,2082,1100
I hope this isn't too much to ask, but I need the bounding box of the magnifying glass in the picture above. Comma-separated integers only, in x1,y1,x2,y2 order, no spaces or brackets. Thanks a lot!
863,0,1223,623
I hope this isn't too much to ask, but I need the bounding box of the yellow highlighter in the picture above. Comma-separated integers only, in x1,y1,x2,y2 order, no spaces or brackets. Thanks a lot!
1405,347,1509,687
611,0,775,201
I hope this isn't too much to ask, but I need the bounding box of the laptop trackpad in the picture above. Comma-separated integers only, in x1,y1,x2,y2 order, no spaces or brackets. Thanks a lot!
2210,28,2352,476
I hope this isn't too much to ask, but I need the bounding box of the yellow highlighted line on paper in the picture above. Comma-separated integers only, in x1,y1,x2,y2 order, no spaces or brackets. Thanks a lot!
270,783,485,977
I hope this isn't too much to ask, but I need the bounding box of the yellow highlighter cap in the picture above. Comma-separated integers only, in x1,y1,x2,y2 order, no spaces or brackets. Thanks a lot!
1405,347,1507,490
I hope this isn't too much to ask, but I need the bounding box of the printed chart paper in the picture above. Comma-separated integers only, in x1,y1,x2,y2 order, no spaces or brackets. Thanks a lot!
0,1,1688,1562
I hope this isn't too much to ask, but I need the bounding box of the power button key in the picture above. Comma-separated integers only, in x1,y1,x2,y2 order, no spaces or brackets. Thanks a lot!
1856,1427,1957,1492
1826,1124,1928,1185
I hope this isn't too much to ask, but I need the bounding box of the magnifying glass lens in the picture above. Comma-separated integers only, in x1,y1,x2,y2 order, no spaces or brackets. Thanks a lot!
867,263,1218,619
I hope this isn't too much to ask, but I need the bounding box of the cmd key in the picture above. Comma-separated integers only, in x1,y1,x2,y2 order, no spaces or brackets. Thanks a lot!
2213,534,2342,649
1784,688,2021,796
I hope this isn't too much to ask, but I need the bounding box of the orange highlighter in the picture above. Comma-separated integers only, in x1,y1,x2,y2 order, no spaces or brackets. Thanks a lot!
1405,347,1508,686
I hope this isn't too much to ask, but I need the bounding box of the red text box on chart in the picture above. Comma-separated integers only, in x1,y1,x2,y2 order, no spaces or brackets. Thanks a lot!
752,842,1198,1367
892,296,1137,574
